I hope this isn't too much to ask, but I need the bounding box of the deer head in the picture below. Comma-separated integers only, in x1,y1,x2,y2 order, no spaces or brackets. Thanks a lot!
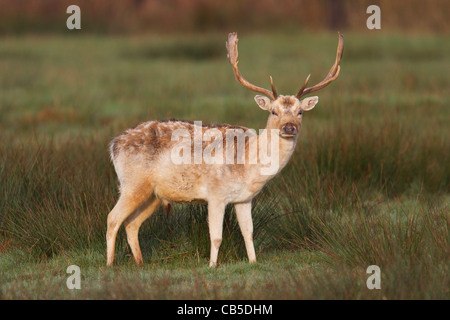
226,32,344,138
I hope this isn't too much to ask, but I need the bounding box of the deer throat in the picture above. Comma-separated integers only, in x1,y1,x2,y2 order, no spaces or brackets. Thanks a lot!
246,132,297,195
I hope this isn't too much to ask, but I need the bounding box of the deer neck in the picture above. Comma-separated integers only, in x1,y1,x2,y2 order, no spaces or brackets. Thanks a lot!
263,127,298,175
247,126,298,187
276,133,298,171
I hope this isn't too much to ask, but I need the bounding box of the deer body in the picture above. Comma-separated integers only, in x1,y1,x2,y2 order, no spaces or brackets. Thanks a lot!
110,119,292,202
106,33,343,266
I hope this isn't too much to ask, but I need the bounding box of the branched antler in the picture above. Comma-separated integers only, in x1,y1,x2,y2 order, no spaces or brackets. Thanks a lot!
226,32,343,101
226,32,277,100
296,32,344,98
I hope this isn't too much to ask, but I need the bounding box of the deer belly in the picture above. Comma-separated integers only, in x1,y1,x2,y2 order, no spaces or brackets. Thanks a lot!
154,184,207,203
152,167,208,203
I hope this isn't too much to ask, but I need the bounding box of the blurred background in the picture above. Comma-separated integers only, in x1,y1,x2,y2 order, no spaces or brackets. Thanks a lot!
0,0,449,299
0,0,449,34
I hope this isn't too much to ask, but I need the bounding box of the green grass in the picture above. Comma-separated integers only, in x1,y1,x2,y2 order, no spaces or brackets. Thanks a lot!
0,32,449,299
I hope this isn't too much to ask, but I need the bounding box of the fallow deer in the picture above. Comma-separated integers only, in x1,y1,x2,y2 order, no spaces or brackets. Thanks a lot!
106,32,344,267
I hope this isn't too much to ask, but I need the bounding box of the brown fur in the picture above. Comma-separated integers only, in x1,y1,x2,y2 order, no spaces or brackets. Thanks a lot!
281,96,296,108
110,119,253,164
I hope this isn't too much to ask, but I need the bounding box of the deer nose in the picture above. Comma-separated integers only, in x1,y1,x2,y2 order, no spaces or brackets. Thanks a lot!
281,123,298,136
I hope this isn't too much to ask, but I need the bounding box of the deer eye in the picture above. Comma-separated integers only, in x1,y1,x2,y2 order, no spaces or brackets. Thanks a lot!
271,110,278,116
298,111,303,116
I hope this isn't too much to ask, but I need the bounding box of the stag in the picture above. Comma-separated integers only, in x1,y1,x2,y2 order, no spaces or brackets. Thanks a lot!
106,32,344,266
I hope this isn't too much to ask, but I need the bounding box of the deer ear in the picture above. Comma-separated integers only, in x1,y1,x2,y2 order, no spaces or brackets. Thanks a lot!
300,96,319,111
254,95,271,111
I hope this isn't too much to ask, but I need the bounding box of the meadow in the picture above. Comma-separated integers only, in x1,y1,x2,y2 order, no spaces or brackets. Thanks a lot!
0,32,448,299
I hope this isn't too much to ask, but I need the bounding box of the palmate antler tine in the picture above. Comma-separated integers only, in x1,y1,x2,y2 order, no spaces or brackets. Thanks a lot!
226,32,277,100
297,32,344,99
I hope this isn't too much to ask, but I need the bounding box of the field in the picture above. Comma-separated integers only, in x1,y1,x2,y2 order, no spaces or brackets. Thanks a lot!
0,32,449,299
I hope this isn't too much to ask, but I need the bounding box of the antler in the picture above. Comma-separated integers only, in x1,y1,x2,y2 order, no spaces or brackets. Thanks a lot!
226,32,277,100
297,32,344,99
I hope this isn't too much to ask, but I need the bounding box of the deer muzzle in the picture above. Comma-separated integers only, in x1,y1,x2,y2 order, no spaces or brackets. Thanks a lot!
281,123,298,137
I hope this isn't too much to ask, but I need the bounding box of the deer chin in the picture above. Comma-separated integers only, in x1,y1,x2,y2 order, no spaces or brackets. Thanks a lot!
279,132,297,139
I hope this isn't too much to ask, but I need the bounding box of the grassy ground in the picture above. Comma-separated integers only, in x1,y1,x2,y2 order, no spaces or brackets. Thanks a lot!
0,32,449,299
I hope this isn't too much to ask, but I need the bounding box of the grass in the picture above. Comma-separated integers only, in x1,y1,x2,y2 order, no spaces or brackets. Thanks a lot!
0,31,449,299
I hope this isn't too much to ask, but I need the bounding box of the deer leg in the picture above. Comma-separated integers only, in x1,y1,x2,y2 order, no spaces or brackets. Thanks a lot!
124,196,161,264
235,201,256,263
207,201,226,267
106,189,152,266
